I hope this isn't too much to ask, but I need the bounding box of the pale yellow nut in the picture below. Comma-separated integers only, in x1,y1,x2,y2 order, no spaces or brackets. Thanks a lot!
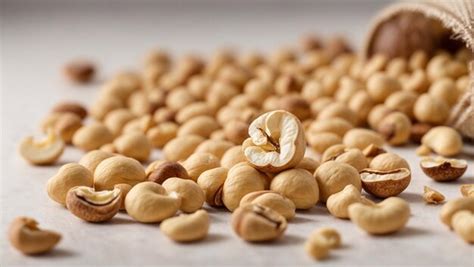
348,197,410,235
452,210,474,243
317,102,357,125
175,102,215,124
46,163,93,205
377,112,412,146
240,190,296,220
369,152,410,171
78,150,115,173
177,115,220,139
162,178,205,213
160,210,210,242
8,217,61,255
366,72,401,103
315,161,361,202
307,118,353,138
423,186,445,204
182,153,220,181
460,184,474,197
19,130,65,165
103,108,135,136
440,197,474,228
162,135,205,162
270,168,319,209
72,123,114,152
413,94,449,125
295,157,320,174
93,156,146,190
220,145,246,169
66,186,121,222
307,132,342,155
343,128,384,151
147,122,178,149
195,139,234,159
114,132,151,162
421,127,463,157
54,112,83,143
327,184,373,219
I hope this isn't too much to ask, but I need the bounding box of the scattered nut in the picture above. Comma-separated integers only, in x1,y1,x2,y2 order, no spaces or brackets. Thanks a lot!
63,59,95,83
452,210,474,243
231,203,287,242
307,118,353,138
125,181,181,223
315,161,361,202
295,157,320,174
66,186,121,222
420,156,468,182
360,168,411,198
197,167,228,207
307,132,342,154
244,110,305,173
177,116,220,138
160,210,210,242
439,197,474,228
163,135,205,162
220,145,246,169
460,184,474,197
369,152,410,171
421,126,463,157
349,197,410,235
78,150,115,173
147,161,189,184
182,153,220,181
147,122,178,148
270,168,319,209
327,184,374,219
72,123,114,152
47,163,93,205
240,190,296,220
162,178,205,213
94,156,146,190
9,217,61,255
423,186,445,204
54,113,83,143
51,101,88,119
114,132,151,162
414,94,450,125
19,130,65,165
366,72,401,103
377,112,412,146
343,128,384,150
410,123,432,143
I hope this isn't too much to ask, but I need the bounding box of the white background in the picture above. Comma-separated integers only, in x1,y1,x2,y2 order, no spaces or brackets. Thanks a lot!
1,1,473,266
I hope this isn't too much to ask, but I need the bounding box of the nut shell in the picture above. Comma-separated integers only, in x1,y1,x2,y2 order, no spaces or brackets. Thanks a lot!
360,168,411,198
420,157,467,182
66,186,121,222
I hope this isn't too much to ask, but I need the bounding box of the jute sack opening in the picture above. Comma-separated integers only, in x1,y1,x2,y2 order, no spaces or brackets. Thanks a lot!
363,0,474,139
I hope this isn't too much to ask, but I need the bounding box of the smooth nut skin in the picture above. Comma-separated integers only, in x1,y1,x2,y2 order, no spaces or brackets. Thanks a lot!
51,101,88,119
197,167,228,207
460,184,474,197
114,183,133,210
19,130,65,165
94,156,146,190
366,72,401,103
182,153,220,181
421,127,463,157
369,152,410,171
147,122,178,148
220,145,246,169
8,217,61,255
66,186,121,222
334,148,368,172
377,112,412,146
270,168,319,209
420,157,467,182
104,109,136,136
63,59,95,83
160,210,210,242
308,118,353,138
305,227,341,259
162,178,205,213
327,184,373,219
414,94,449,125
360,168,411,198
423,186,445,204
440,197,474,228
452,211,474,243
223,163,269,211
125,182,181,223
47,163,93,205
244,110,306,173
231,204,287,242
348,197,410,235
163,135,205,162
307,132,342,154
240,190,296,220
296,157,320,174
195,139,233,159
54,113,83,143
78,150,115,173
72,123,114,151
147,161,189,184
315,161,361,202
114,132,151,162
343,128,384,151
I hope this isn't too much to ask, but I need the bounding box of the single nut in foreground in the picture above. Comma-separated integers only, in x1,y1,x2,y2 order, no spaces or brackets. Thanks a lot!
66,186,121,222
348,197,410,235
63,59,95,83
182,153,220,181
19,130,65,165
94,156,146,190
305,227,341,261
8,217,61,255
452,210,474,243
240,190,296,220
244,110,305,173
423,186,445,204
78,150,115,173
72,123,114,152
231,203,287,242
421,126,463,157
326,184,374,219
314,161,361,202
125,182,181,223
223,163,268,211
460,184,474,197
360,168,411,198
197,167,227,207
270,168,319,209
47,163,93,205
160,210,210,242
147,161,189,184
439,197,474,228
162,178,205,213
420,157,467,182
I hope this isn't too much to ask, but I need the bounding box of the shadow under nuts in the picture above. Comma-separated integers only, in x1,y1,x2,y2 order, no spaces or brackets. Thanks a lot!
232,203,287,242
66,186,121,222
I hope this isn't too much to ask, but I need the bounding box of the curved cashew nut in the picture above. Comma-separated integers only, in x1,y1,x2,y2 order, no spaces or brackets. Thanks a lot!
8,217,61,254
326,184,374,219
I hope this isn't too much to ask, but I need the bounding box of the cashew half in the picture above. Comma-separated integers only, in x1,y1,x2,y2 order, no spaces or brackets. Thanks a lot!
19,130,65,165
160,210,210,242
348,197,410,234
326,184,374,219
9,217,61,254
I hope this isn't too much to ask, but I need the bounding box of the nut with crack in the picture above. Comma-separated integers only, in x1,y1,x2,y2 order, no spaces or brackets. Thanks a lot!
423,186,445,204
66,186,121,222
460,184,474,197
420,156,467,182
19,130,65,165
348,197,410,235
452,210,474,243
440,197,474,228
231,203,287,242
197,167,227,207
240,190,296,220
244,110,305,173
160,210,210,242
8,217,61,255
360,168,411,198
327,184,374,219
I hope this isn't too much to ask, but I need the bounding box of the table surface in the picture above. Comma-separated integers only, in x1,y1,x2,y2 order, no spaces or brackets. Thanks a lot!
1,1,474,266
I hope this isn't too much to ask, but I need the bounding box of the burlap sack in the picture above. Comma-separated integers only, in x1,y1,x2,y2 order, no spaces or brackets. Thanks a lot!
363,0,474,139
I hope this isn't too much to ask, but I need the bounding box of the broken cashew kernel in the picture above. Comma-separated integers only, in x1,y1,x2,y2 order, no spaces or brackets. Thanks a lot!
19,130,65,165
8,217,61,255
423,186,445,204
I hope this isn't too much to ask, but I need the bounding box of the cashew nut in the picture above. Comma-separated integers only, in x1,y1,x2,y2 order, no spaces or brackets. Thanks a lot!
160,210,210,242
326,184,374,219
19,130,65,165
8,217,61,254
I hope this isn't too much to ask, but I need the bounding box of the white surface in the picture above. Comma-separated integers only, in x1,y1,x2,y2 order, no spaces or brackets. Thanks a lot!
1,1,474,266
